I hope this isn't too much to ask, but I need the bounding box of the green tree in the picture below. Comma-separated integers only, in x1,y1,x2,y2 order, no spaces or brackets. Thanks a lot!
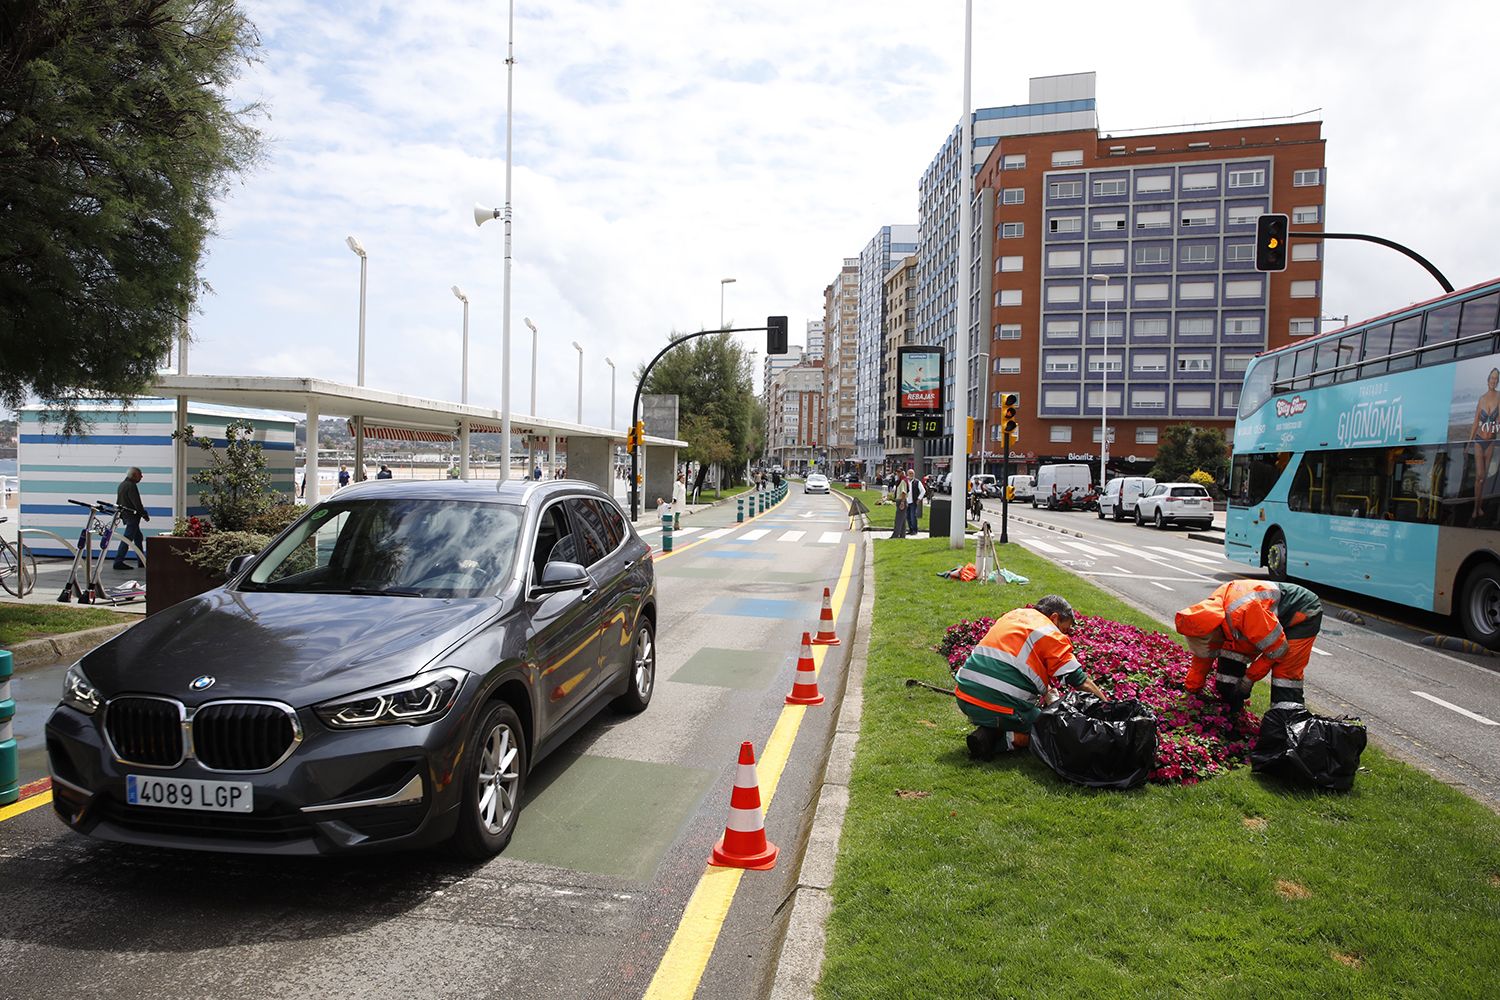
639,332,761,490
173,419,274,531
0,0,263,432
1150,423,1229,486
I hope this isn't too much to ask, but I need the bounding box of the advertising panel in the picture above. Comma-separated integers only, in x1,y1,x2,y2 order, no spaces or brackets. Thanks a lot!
897,346,943,415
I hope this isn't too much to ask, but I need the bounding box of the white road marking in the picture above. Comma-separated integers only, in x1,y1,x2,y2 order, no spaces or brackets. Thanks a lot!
800,511,815,519
638,526,661,535
702,528,733,540
778,530,806,542
1113,566,1134,575
1021,538,1067,555
738,528,770,541
1063,541,1114,557
817,531,843,544
1311,647,1332,657
1411,690,1500,726
1150,581,1174,591
673,527,701,537
1145,545,1219,565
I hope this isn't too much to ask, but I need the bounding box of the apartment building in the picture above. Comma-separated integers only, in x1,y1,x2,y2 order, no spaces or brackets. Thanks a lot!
822,259,860,468
855,225,918,475
768,360,825,471
976,117,1325,475
805,320,826,362
763,349,803,417
881,254,918,471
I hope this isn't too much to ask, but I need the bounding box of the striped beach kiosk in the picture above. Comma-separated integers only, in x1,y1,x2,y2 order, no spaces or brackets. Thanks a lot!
18,400,296,557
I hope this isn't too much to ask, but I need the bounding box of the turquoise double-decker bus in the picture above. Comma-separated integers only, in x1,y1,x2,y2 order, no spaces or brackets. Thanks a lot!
1227,277,1500,646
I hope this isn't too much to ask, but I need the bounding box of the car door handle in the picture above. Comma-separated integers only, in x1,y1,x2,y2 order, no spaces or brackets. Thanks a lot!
581,587,597,603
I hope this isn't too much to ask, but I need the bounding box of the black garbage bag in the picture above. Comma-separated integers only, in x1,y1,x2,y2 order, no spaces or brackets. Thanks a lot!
1030,692,1158,790
1250,705,1367,791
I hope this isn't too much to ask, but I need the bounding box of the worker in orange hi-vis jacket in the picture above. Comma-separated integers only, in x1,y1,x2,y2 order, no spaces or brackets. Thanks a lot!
1175,579,1324,708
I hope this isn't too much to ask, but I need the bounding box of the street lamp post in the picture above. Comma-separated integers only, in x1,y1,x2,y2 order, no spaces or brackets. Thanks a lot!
1090,273,1112,484
605,356,616,483
720,277,736,329
451,286,469,404
524,316,538,478
572,341,583,423
346,235,368,481
976,350,990,479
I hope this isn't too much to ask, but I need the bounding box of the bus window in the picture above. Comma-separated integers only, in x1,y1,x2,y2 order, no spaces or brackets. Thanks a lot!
1388,446,1441,524
1291,347,1315,389
1386,314,1424,372
1360,323,1393,377
1273,350,1296,391
1311,338,1342,387
1326,449,1386,518
1419,301,1462,366
1457,291,1500,359
1288,453,1326,513
1333,332,1363,383
1238,360,1275,419
1229,451,1288,507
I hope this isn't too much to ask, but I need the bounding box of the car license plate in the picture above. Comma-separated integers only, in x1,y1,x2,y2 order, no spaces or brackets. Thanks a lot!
126,774,253,812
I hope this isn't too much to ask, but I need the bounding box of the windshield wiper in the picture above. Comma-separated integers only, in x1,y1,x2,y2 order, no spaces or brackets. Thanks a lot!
346,586,426,598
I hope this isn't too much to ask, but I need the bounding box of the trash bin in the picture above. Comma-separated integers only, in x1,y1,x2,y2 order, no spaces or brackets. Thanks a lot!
928,497,950,537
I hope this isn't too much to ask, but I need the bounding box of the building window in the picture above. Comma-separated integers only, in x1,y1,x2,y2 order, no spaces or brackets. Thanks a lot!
1132,389,1166,410
1179,317,1215,336
1289,318,1317,336
1133,319,1168,339
1225,278,1263,298
1228,168,1266,188
1092,212,1126,232
996,323,1021,340
1052,149,1084,167
1136,210,1171,230
1093,177,1128,197
1136,426,1159,444
1136,174,1171,194
1293,205,1321,224
1086,388,1122,409
1049,179,1083,198
1176,389,1213,408
1177,354,1212,372
997,357,1021,374
1222,387,1242,409
1181,244,1215,264
1178,282,1216,301
1291,280,1319,298
1092,426,1117,443
1046,284,1080,304
1088,355,1123,373
1181,171,1218,191
1224,355,1253,373
1090,283,1124,304
1226,243,1254,263
1002,187,1025,205
1003,153,1026,170
1135,282,1170,302
1135,245,1170,265
999,255,1024,272
1048,249,1082,268
1291,242,1320,261
1044,389,1079,408
1049,216,1082,234
999,289,1022,306
1293,168,1322,187
1181,208,1217,228
1050,425,1073,442
1001,222,1025,238
1089,319,1125,340
1226,204,1265,226
1090,247,1125,266
1046,319,1081,340
1045,353,1080,373
1133,352,1167,372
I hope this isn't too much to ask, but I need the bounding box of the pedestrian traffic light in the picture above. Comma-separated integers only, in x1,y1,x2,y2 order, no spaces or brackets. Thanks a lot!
966,416,977,453
767,315,788,355
1000,393,1019,447
1256,213,1290,272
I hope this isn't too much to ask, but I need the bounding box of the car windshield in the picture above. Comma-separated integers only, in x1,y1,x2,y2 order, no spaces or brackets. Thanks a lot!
241,498,523,598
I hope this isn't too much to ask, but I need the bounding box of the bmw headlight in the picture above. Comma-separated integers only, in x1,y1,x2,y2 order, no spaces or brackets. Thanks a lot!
62,663,101,715
315,667,468,729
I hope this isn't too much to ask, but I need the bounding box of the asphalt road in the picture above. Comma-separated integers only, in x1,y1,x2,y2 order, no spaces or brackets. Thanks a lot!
976,497,1500,810
0,488,864,1000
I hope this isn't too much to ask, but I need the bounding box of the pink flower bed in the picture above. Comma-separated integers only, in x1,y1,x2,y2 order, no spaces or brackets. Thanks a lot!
937,613,1261,784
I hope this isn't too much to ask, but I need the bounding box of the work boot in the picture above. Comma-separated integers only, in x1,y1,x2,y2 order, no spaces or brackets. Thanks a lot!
1010,731,1030,750
966,726,1000,761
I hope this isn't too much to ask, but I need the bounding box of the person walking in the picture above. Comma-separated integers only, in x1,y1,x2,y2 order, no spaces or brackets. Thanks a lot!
954,595,1111,760
337,464,350,489
112,467,149,570
907,468,926,536
673,472,688,510
892,469,910,538
1175,579,1324,708
376,464,393,480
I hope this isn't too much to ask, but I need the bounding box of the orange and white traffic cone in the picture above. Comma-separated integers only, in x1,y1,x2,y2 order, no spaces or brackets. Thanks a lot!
709,741,779,870
786,632,825,706
811,586,841,646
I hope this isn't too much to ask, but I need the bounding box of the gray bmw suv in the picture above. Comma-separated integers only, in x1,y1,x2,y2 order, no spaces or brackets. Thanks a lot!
46,479,656,858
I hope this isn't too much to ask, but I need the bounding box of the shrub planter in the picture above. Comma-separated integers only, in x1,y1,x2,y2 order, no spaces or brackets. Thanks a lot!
147,536,219,616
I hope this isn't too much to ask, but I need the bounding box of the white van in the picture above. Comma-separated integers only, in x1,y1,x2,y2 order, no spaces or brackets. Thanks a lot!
1098,476,1156,521
1007,474,1035,501
1033,464,1093,509
969,474,996,496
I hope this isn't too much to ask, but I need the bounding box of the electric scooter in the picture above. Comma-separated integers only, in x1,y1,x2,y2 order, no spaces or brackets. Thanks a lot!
57,499,146,605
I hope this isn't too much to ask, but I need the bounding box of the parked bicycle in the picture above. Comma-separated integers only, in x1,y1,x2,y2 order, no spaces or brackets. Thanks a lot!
0,516,38,597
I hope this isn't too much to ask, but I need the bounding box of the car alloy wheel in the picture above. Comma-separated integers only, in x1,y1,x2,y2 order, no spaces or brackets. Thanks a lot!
452,700,527,859
1155,509,1167,530
478,716,523,835
613,620,656,713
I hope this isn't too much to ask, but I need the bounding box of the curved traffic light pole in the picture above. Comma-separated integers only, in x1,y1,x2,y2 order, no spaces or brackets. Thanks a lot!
628,322,784,522
1290,232,1453,293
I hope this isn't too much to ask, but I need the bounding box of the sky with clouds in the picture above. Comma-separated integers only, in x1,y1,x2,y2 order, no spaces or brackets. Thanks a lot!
188,0,1500,429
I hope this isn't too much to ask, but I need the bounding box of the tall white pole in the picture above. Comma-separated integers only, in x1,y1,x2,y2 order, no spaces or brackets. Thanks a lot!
500,0,515,480
352,243,367,482
525,315,538,478
948,0,973,548
573,341,583,423
606,357,616,428
1093,274,1110,482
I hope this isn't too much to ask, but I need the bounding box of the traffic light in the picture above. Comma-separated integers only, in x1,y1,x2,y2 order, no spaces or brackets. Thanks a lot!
1000,393,1019,448
1256,213,1289,272
627,420,646,454
966,416,977,452
767,315,788,355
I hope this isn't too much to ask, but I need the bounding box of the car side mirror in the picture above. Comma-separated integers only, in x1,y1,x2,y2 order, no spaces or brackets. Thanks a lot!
225,553,256,579
536,560,591,592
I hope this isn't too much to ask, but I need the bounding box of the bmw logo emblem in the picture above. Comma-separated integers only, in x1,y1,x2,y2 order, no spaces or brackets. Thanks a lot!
190,675,216,692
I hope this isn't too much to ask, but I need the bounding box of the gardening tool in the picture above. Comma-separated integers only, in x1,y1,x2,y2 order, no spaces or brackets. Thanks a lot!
904,678,952,696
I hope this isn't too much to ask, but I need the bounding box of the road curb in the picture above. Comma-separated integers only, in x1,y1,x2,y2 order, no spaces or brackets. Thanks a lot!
1186,531,1226,546
6,622,134,672
768,534,873,1000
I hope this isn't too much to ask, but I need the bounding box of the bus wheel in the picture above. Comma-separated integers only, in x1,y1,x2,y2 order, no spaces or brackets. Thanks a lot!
1264,529,1289,580
1458,563,1500,649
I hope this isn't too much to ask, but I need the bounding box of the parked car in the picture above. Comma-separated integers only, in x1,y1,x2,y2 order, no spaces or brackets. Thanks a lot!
46,479,657,858
1134,482,1214,530
1034,464,1093,510
805,473,830,494
1007,474,1035,501
1098,476,1157,521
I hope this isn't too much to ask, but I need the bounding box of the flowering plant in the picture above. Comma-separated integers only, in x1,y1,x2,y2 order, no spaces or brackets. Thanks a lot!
936,612,1260,784
171,515,212,538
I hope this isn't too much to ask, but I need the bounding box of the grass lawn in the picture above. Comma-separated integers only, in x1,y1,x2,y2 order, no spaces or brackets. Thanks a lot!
0,603,123,648
835,486,930,533
820,537,1500,999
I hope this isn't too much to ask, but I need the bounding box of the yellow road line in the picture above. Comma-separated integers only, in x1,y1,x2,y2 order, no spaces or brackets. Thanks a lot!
0,791,53,823
644,541,857,1000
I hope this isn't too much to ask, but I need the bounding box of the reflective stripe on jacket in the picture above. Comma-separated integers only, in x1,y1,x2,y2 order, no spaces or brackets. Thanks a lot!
1179,580,1323,663
955,608,1083,709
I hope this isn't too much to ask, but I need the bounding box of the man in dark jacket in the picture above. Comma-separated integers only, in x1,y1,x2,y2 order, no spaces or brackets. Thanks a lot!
112,467,149,570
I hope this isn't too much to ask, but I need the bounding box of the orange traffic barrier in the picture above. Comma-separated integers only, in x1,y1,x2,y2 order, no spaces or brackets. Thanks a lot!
811,586,841,646
785,632,825,706
709,741,779,870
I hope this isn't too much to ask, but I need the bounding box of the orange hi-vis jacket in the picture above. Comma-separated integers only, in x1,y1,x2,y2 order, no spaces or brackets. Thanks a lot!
954,607,1085,728
1176,580,1323,690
